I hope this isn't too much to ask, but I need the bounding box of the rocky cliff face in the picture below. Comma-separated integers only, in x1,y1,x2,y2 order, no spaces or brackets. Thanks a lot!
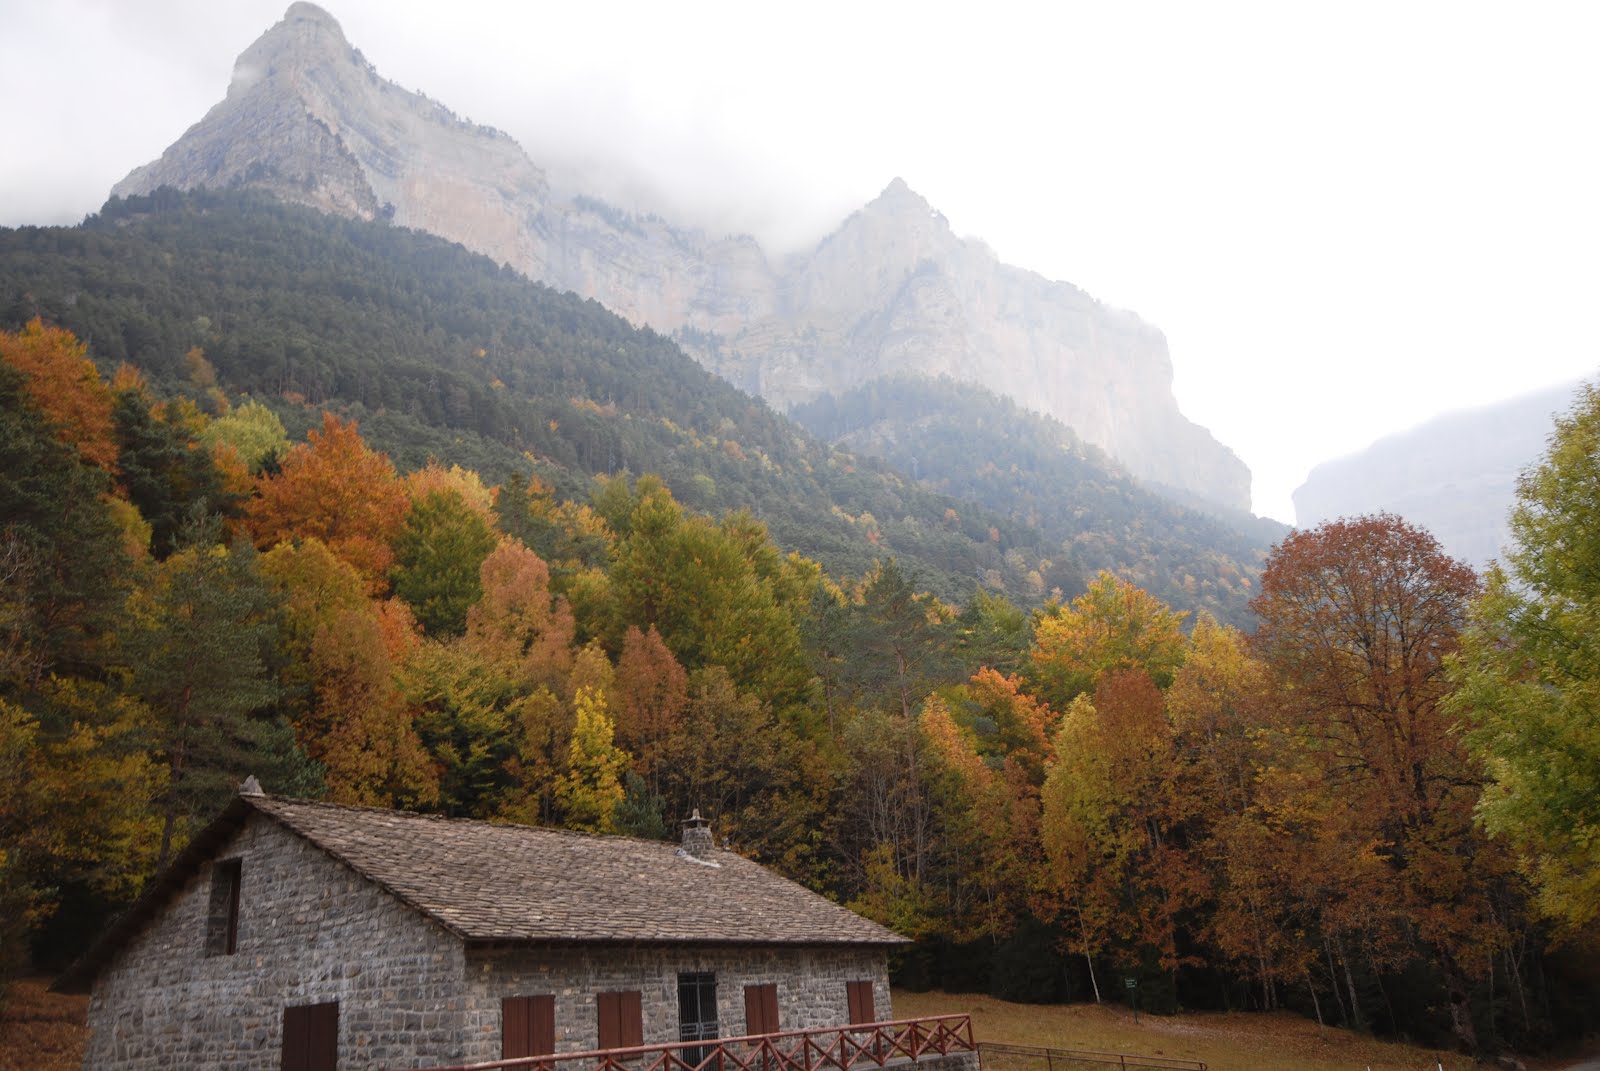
1293,380,1586,568
114,2,1252,512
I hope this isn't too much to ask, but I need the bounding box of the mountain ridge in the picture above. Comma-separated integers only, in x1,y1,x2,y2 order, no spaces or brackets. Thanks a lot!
1293,379,1589,568
112,2,1253,513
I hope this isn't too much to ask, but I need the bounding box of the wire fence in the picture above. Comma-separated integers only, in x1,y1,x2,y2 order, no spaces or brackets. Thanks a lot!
978,1041,1205,1071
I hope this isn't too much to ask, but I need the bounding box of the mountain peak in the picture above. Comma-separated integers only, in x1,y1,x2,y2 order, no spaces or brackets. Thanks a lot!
227,1,353,98
283,1,342,28
871,177,933,212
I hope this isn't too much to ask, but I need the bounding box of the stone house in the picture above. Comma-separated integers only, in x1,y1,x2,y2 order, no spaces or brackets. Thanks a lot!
58,786,908,1070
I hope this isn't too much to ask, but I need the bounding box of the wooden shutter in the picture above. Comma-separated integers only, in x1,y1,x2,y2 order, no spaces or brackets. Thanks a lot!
845,981,875,1025
597,990,643,1050
282,1002,338,1071
743,983,779,1035
503,995,556,1059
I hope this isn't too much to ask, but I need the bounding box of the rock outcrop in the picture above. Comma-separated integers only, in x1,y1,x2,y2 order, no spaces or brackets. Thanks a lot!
114,2,1252,511
1293,380,1587,568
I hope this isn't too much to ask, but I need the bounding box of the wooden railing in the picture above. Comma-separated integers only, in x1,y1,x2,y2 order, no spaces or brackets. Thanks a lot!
392,1015,976,1071
977,1042,1206,1071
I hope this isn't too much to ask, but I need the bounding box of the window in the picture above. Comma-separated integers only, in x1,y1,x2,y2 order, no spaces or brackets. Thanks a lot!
596,990,643,1050
743,983,779,1036
205,858,242,956
282,1001,338,1071
678,972,718,1066
845,981,875,1026
503,995,556,1060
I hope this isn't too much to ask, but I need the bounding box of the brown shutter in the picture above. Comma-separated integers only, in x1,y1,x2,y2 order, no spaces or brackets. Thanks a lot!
283,1002,338,1071
504,995,556,1059
534,995,556,1056
620,990,643,1048
744,984,779,1035
846,981,874,1025
598,991,642,1049
598,993,619,1050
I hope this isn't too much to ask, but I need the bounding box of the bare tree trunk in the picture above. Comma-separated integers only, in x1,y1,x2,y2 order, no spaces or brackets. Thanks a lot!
1336,931,1366,1032
1506,945,1531,1032
1305,967,1326,1037
1324,934,1350,1027
1439,955,1480,1056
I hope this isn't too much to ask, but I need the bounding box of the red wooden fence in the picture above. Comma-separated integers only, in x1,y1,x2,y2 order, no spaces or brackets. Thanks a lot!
390,1014,975,1071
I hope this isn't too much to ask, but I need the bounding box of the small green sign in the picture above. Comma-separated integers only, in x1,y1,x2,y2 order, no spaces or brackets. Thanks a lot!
1124,977,1138,989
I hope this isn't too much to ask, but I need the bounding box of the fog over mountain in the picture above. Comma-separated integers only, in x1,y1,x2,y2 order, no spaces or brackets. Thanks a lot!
111,2,1251,512
1293,379,1590,569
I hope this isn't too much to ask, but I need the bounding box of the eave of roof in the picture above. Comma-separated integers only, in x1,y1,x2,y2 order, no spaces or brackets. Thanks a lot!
53,794,907,994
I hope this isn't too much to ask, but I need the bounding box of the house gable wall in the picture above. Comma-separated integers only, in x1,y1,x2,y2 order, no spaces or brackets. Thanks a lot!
461,945,891,1063
83,813,467,1070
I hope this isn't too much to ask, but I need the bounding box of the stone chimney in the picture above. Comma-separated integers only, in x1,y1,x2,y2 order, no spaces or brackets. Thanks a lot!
681,809,713,858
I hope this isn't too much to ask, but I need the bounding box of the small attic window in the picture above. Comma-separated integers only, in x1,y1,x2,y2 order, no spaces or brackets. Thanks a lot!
205,858,242,956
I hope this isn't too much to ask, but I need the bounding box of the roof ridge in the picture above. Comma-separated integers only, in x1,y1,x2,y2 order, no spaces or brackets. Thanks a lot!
252,794,730,852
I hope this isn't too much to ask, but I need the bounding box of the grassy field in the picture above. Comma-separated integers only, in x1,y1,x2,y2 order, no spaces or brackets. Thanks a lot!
892,988,1567,1071
0,978,86,1071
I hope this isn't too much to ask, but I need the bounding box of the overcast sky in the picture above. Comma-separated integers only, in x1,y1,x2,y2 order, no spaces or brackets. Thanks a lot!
3,0,1597,522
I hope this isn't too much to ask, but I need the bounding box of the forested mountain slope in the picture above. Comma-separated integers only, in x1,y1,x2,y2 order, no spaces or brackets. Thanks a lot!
0,189,1267,620
794,377,1284,626
0,189,1054,602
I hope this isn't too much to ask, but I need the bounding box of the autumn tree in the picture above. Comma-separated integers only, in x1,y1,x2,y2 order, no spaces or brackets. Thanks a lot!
202,399,288,472
611,624,688,790
0,320,117,470
1164,615,1306,1011
1451,384,1600,941
246,412,408,587
1041,670,1198,1005
462,539,575,692
1028,571,1187,709
555,687,630,832
1252,514,1498,1052
305,600,437,809
0,681,163,984
918,694,1042,946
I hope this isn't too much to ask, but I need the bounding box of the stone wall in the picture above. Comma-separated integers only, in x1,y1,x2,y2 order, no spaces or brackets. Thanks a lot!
83,813,467,1070
461,945,892,1062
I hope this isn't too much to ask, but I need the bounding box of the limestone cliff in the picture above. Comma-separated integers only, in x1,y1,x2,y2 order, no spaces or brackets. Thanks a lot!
114,2,1252,511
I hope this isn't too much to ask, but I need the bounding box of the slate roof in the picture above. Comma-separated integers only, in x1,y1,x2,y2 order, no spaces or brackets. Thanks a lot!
57,793,904,992
247,795,904,945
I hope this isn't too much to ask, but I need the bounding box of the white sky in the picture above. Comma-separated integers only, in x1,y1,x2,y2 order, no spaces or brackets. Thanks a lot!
3,0,1597,523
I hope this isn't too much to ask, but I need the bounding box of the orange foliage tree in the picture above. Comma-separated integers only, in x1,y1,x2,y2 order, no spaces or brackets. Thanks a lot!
246,413,409,588
1250,514,1504,1053
0,320,118,470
